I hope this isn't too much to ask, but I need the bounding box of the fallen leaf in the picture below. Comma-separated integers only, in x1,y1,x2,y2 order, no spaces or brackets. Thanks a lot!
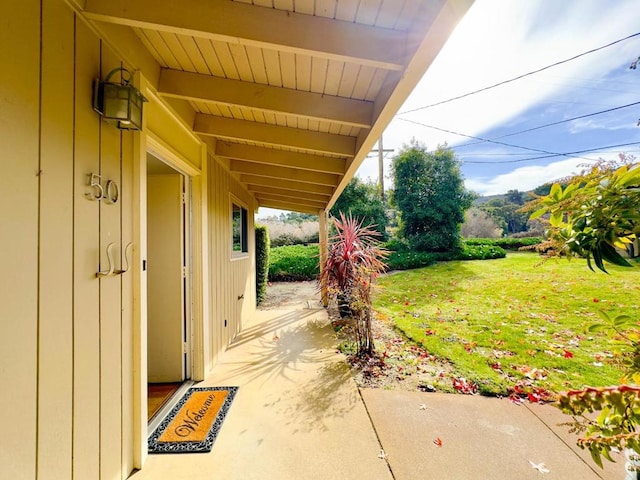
528,460,550,473
563,350,574,359
433,437,443,447
452,377,478,394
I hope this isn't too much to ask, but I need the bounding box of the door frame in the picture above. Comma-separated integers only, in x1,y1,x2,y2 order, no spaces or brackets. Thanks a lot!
132,108,208,468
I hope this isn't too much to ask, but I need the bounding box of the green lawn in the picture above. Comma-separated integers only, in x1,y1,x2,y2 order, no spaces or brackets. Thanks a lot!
373,252,640,397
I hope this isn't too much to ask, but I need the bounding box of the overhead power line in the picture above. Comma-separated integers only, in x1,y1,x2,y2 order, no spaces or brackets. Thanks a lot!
461,141,640,164
397,117,591,160
399,32,640,115
453,100,640,149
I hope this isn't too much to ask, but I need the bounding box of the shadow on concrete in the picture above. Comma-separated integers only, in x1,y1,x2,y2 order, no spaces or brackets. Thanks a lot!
214,306,359,433
264,360,357,434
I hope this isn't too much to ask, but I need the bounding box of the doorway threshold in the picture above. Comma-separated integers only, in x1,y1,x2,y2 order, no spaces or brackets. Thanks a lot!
147,380,194,437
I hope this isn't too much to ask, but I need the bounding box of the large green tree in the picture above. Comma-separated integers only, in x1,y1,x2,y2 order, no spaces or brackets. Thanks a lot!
391,142,474,252
330,177,388,240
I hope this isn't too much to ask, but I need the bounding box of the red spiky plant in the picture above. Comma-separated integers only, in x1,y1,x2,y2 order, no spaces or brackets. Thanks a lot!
319,212,387,354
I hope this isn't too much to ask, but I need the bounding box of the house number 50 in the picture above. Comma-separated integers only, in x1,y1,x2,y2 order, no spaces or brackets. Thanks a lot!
85,173,119,204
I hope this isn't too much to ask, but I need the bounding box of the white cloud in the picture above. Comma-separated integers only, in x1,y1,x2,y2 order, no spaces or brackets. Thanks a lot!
464,157,589,195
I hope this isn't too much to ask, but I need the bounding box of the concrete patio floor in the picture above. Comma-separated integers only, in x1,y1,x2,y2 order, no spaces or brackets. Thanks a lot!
132,303,628,480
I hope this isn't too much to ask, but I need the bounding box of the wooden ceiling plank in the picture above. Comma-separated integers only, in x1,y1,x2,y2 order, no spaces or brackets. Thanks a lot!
255,193,326,209
240,174,335,195
279,51,296,90
230,160,340,186
310,57,328,94
248,184,331,202
193,38,225,77
375,0,407,29
194,114,356,156
133,28,166,67
314,0,338,18
394,0,422,30
295,54,312,91
337,62,360,98
212,40,240,80
160,31,197,72
335,0,359,22
215,142,346,174
262,49,283,87
177,35,211,74
83,0,407,70
245,45,269,85
160,69,373,128
351,65,376,100
364,68,388,101
324,60,344,96
355,0,383,25
295,1,315,15
142,29,181,69
228,43,255,82
273,0,294,11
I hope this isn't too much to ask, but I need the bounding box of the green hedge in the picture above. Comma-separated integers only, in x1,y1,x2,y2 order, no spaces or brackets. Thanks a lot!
255,224,270,305
386,244,506,270
463,237,542,250
269,244,320,281
385,251,437,270
452,244,506,260
268,239,510,281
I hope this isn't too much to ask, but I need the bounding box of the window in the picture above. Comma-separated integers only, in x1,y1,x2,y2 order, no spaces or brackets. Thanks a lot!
232,203,248,255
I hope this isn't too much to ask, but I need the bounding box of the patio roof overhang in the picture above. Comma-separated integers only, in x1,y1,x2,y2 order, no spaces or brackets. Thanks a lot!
79,0,474,214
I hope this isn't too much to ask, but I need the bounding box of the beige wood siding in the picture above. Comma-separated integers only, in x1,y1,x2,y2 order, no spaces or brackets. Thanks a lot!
0,1,40,477
1,3,135,478
207,152,257,371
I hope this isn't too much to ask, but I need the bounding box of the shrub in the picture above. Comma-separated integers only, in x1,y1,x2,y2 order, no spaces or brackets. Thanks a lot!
464,237,542,250
454,244,506,260
255,224,270,305
383,237,411,252
385,251,438,270
268,244,319,281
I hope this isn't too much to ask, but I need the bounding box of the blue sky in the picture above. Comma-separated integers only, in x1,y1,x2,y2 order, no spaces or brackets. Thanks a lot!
357,0,640,196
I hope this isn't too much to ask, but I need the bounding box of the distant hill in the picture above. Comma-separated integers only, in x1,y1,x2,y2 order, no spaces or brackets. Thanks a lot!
474,194,506,206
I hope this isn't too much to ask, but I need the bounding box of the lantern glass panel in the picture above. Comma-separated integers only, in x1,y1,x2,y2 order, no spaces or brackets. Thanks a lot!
103,83,131,121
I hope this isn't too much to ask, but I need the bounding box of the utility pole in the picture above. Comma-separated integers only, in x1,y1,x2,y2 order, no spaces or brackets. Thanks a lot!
367,136,393,200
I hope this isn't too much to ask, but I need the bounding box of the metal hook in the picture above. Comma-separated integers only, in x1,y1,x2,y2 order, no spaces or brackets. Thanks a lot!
96,243,116,277
114,242,133,275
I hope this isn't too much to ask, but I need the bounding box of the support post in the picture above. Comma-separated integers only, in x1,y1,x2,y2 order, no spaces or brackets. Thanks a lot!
319,209,329,307
377,135,384,200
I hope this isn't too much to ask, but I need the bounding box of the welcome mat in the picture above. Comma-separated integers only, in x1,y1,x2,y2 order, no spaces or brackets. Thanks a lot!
148,386,238,454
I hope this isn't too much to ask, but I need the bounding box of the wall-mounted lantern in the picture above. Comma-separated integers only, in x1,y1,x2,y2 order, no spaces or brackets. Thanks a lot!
93,67,147,130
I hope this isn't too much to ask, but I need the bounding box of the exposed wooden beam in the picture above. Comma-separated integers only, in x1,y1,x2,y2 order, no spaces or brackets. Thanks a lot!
83,0,406,70
216,143,345,175
255,193,326,210
257,199,320,215
230,160,339,187
194,115,356,157
240,174,335,196
159,69,372,128
248,185,331,202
